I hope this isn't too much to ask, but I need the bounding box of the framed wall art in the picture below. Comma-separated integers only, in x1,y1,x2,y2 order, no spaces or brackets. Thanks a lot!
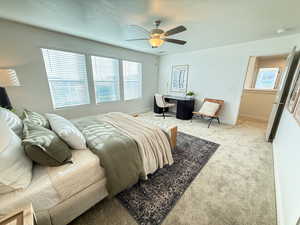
169,65,189,93
293,97,300,125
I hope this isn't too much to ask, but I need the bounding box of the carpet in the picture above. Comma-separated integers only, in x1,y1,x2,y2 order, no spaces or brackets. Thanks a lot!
117,132,219,225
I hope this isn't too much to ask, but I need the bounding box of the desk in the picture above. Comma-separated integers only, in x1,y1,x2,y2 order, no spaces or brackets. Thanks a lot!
154,95,195,120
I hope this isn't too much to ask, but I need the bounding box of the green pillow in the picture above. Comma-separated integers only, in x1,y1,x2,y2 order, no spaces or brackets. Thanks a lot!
22,120,72,167
23,109,50,128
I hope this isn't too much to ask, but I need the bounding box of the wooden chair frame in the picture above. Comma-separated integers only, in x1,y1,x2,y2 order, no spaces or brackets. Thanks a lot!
191,98,224,128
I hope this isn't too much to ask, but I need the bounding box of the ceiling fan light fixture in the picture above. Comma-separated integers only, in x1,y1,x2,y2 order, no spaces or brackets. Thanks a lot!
149,37,164,47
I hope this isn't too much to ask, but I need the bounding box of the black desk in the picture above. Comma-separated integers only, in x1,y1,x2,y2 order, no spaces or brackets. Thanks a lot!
154,95,195,120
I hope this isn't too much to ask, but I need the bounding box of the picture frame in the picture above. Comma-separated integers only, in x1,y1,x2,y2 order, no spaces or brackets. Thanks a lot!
169,65,189,93
293,97,300,125
287,60,300,113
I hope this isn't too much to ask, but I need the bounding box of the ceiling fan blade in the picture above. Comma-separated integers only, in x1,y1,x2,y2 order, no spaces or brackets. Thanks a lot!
126,38,149,41
127,25,150,35
164,38,186,45
164,25,186,36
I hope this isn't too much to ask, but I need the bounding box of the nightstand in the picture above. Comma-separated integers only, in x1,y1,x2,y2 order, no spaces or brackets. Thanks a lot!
0,204,36,225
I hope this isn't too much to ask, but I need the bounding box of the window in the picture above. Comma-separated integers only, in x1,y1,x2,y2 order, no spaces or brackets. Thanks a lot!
254,68,279,89
41,48,90,109
91,56,120,103
122,61,142,100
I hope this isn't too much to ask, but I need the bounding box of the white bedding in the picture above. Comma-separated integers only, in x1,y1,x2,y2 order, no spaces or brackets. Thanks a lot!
0,165,60,218
0,150,106,219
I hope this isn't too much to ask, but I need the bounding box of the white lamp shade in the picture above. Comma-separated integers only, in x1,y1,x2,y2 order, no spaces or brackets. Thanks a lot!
0,69,20,87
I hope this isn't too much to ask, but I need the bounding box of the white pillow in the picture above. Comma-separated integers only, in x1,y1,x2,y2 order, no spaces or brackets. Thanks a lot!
0,107,23,137
0,119,32,194
46,114,86,150
199,101,220,116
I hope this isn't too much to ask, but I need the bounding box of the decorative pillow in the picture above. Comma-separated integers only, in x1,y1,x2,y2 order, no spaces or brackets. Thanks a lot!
199,101,220,116
22,120,72,167
0,107,23,137
23,109,50,128
0,119,32,194
45,114,86,150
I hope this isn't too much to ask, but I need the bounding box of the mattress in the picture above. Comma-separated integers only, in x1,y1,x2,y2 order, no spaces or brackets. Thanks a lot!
0,149,106,219
0,165,60,218
47,149,106,200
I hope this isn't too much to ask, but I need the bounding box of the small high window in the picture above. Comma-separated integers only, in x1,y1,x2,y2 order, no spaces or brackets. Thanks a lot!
254,68,280,89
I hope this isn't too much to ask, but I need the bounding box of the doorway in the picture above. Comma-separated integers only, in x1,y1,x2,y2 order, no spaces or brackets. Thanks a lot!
238,54,288,123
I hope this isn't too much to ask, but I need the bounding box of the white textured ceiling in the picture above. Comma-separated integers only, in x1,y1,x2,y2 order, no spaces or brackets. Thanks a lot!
1,0,300,55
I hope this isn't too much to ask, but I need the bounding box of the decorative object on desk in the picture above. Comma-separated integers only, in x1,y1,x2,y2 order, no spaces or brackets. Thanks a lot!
154,94,176,119
0,69,20,110
293,96,300,125
170,65,189,93
186,91,195,97
192,98,224,128
287,59,300,113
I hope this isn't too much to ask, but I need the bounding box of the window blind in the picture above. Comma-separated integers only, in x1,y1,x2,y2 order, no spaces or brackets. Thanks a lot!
91,56,120,103
123,60,142,100
41,48,90,109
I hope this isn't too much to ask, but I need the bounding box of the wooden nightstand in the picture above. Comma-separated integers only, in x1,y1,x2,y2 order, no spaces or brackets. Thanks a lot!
0,204,36,225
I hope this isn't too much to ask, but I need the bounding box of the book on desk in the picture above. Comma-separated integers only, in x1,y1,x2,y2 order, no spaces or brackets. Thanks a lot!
154,95,195,120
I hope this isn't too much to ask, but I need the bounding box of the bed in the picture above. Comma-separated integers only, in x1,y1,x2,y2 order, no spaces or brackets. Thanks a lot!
0,112,177,225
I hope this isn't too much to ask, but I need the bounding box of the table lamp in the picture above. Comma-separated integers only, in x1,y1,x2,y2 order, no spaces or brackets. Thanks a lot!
0,69,20,109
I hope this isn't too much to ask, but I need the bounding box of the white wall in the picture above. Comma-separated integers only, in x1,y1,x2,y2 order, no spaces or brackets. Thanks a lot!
159,34,300,124
0,19,159,119
273,110,300,225
239,90,277,122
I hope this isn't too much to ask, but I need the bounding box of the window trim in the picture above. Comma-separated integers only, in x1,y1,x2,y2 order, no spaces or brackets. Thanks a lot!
40,46,144,108
40,47,91,109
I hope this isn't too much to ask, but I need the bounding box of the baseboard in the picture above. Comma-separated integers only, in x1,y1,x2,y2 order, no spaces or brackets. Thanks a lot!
239,114,268,123
273,145,284,225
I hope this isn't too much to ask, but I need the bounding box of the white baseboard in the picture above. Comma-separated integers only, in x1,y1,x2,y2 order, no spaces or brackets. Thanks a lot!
273,145,284,225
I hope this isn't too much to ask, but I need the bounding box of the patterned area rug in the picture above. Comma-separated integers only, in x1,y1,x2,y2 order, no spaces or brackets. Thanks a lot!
117,132,219,225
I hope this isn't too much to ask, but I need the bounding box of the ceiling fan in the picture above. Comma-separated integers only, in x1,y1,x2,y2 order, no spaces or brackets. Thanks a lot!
126,20,187,48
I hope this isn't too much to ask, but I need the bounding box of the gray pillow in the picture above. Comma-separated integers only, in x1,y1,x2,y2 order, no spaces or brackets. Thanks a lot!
22,120,72,167
23,109,50,128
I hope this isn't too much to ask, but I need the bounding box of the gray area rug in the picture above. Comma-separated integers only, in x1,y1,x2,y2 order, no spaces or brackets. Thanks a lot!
117,132,219,225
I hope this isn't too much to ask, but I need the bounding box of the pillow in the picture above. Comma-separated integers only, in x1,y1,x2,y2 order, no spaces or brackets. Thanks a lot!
46,113,86,150
23,109,50,128
199,101,220,116
0,119,32,194
0,107,23,137
22,120,72,167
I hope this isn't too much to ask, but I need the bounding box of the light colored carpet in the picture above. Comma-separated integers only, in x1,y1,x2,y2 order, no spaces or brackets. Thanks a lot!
70,112,276,225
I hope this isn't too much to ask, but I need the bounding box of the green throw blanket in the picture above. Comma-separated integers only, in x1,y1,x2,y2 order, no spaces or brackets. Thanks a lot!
74,118,143,197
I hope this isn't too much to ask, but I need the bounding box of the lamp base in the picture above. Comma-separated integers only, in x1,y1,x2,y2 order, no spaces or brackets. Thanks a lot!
0,87,12,110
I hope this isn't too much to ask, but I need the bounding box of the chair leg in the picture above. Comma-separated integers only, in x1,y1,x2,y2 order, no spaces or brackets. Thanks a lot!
216,117,220,124
208,118,213,128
